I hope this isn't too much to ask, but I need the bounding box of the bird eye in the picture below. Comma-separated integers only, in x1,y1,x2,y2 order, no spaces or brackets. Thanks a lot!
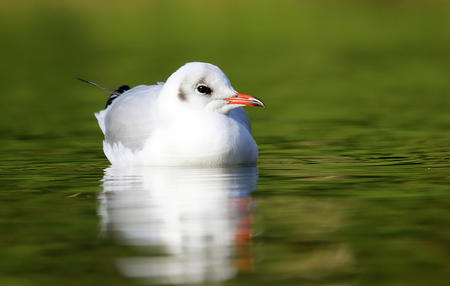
196,85,212,95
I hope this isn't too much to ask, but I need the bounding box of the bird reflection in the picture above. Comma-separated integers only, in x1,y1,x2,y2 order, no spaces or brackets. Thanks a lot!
98,166,258,285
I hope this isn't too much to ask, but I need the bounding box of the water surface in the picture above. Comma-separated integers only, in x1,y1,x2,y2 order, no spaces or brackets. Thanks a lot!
0,1,449,285
100,166,257,284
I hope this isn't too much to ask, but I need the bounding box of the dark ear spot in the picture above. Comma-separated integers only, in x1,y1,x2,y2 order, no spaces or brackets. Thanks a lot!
178,87,187,101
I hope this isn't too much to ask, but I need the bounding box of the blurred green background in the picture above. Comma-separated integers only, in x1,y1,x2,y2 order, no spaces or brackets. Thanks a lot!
0,0,449,285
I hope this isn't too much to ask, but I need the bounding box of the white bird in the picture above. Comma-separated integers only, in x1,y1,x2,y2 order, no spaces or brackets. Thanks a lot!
82,62,264,166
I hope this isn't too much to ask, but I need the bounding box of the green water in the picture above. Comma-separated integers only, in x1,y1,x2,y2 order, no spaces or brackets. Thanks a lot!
1,1,449,285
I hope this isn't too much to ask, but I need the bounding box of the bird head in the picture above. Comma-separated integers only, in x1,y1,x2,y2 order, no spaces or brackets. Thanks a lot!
161,62,264,114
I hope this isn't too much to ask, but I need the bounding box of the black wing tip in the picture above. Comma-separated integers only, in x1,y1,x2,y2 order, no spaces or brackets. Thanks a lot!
105,84,131,108
76,77,130,108
116,85,130,93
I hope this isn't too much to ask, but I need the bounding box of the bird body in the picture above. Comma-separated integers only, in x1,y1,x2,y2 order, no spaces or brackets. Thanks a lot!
92,62,264,166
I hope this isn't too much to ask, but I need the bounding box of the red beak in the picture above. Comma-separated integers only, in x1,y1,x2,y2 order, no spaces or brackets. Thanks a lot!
225,93,265,108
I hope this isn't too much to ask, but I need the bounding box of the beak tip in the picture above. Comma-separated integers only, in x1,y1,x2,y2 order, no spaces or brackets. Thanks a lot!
253,98,265,108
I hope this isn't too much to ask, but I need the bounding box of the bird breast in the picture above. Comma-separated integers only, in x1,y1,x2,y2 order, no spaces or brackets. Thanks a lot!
143,112,258,166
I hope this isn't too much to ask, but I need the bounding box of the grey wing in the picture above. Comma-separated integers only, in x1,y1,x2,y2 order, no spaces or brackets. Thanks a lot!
229,107,252,134
95,84,163,151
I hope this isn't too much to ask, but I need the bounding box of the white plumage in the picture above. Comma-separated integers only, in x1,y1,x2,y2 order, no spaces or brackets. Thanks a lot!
94,62,264,166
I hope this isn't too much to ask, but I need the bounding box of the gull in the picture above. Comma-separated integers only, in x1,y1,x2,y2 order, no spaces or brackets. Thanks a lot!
80,62,264,166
